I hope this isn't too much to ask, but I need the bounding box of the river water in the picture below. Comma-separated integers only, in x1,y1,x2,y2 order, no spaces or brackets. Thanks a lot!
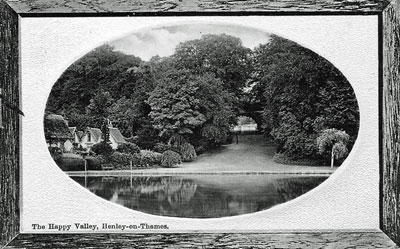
71,174,327,218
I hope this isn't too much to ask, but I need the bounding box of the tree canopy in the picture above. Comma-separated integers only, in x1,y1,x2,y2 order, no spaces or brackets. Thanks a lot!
251,35,359,160
45,33,359,164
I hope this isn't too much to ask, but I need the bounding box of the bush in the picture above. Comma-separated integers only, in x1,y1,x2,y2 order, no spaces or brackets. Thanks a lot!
153,142,171,153
116,142,140,154
140,150,162,166
161,150,181,168
85,156,102,170
110,152,134,165
56,153,85,171
273,153,326,166
179,142,197,162
91,142,113,156
168,134,186,150
167,135,197,161
201,124,228,146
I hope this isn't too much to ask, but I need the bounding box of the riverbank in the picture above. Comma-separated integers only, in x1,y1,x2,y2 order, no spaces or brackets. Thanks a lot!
66,170,334,177
67,134,336,176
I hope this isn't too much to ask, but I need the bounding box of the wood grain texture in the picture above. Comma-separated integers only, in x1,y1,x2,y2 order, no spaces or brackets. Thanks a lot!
4,231,400,248
0,1,20,248
0,0,20,248
383,0,400,246
0,0,398,247
4,0,391,14
0,1,20,247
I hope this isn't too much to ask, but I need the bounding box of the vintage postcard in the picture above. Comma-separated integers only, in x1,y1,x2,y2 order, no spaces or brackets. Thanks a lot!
19,15,379,233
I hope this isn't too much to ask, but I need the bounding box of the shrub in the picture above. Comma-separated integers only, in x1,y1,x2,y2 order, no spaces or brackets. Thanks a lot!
140,150,162,166
116,142,140,154
153,142,171,153
161,150,181,168
110,152,134,165
168,135,197,161
179,142,197,162
273,153,326,166
91,142,113,156
85,156,102,170
56,153,85,171
168,134,186,150
201,124,228,146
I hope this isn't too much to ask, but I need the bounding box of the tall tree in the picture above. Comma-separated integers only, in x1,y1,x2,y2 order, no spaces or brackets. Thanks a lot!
148,70,236,139
173,34,253,96
85,90,114,128
46,44,142,115
252,35,359,159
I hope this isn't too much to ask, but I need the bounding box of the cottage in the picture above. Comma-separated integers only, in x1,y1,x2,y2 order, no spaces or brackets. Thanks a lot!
80,127,102,150
69,127,81,144
109,127,126,149
44,113,73,152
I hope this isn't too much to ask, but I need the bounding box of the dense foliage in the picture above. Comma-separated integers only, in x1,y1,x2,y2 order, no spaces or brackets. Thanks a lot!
46,33,359,166
251,35,359,160
140,150,162,166
317,128,350,166
116,142,141,154
91,142,113,157
161,150,182,168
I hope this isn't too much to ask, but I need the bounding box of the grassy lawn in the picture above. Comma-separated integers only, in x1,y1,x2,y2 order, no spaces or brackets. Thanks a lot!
68,134,335,176
177,134,332,173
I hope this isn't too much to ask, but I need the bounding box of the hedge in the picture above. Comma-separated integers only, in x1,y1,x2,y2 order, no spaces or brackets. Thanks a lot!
56,153,85,171
161,150,182,168
153,142,171,153
140,150,162,166
273,153,326,166
179,142,197,162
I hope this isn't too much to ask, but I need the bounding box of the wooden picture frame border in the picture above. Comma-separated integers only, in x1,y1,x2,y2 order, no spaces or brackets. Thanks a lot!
0,0,399,247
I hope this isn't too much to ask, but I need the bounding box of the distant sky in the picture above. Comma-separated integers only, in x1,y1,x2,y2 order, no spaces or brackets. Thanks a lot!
108,23,271,61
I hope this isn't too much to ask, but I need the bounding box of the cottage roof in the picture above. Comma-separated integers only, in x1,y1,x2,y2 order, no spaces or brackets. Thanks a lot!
77,131,84,139
69,127,76,135
109,127,126,144
90,128,102,141
44,114,73,142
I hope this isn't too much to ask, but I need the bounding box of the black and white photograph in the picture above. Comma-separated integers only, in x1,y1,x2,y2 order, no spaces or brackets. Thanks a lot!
43,23,360,218
2,0,400,245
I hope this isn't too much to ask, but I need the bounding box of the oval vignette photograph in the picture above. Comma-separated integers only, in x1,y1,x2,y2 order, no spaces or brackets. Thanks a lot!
44,23,359,218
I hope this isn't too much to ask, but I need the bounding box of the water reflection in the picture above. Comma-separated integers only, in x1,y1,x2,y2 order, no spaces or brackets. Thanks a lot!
71,175,327,218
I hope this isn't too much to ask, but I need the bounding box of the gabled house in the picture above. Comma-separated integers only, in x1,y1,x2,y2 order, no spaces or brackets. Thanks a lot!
80,127,103,149
109,127,127,149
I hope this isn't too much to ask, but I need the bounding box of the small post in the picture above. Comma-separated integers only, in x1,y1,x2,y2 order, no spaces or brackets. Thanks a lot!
130,160,132,171
82,151,88,173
